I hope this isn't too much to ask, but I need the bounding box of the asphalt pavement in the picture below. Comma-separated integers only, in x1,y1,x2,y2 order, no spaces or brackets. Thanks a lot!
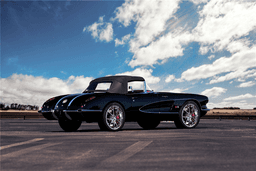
1,119,256,171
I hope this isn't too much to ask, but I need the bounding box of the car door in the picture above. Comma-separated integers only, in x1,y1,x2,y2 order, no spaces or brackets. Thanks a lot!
127,93,161,113
157,93,175,113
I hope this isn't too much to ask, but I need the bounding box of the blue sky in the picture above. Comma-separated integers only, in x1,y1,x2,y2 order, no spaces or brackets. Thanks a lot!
1,0,256,108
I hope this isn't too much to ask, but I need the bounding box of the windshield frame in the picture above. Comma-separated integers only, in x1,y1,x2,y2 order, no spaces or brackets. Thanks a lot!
83,81,113,93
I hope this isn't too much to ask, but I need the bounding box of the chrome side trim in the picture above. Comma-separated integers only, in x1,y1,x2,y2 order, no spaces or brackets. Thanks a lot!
67,93,91,107
80,109,102,113
63,109,102,113
139,109,178,114
40,110,54,113
63,110,78,113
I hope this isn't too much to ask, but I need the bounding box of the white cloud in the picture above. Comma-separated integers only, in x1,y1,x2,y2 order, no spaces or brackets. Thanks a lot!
99,23,113,42
83,16,113,42
223,93,255,101
189,0,209,5
0,74,93,106
179,46,256,82
115,34,131,46
165,75,175,83
237,81,256,88
226,38,251,53
129,30,193,67
207,100,256,109
209,69,256,84
115,68,160,84
208,55,215,60
113,0,256,68
114,0,185,68
169,88,188,93
115,0,180,47
201,87,227,98
193,0,256,54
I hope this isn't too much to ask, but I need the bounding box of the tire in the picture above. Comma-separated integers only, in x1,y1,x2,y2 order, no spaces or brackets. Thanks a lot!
137,118,160,130
58,119,82,132
98,102,125,131
174,101,200,129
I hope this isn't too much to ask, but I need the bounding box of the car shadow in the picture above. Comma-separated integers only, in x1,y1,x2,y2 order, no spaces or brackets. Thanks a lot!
49,126,177,133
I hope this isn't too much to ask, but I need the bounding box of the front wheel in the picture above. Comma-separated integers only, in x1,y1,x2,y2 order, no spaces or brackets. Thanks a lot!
174,101,200,129
98,103,125,131
58,119,82,132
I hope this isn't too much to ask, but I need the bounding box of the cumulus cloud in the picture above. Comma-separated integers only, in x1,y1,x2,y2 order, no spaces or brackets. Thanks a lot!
128,30,193,67
209,69,256,84
115,0,180,47
113,0,256,68
189,0,209,5
0,74,93,106
165,75,175,83
207,100,256,109
193,0,256,54
115,68,160,84
237,81,256,88
83,16,113,42
169,88,188,93
223,93,255,101
201,87,227,98
114,0,185,67
179,46,256,82
115,34,131,46
208,55,215,60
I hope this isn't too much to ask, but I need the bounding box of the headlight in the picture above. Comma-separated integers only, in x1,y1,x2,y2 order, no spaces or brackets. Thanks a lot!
62,99,68,104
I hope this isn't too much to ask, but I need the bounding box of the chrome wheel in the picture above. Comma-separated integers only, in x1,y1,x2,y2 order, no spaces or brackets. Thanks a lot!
105,105,124,130
98,103,125,131
181,103,199,128
174,101,200,129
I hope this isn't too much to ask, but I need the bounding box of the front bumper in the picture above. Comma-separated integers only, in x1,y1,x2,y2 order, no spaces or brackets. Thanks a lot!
201,105,210,117
38,109,102,120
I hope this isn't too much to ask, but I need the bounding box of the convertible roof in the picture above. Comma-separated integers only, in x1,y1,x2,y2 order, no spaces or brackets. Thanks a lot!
91,75,145,83
87,75,145,94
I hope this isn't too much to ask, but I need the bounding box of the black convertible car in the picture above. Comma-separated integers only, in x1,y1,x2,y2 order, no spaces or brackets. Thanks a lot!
39,75,210,131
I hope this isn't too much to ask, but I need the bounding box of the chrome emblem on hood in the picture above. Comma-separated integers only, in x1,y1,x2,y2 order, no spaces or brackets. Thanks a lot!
62,99,68,104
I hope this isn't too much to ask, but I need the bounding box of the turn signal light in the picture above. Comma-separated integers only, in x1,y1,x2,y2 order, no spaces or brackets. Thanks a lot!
46,97,55,102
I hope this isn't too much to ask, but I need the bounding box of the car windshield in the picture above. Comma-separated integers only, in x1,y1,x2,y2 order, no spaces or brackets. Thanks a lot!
83,82,112,93
128,81,153,93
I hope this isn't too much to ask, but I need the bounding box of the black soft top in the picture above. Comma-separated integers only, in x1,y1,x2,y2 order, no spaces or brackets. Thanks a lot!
86,75,145,94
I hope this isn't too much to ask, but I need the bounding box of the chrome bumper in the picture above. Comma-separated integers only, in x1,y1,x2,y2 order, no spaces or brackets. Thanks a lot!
63,109,102,113
39,109,102,120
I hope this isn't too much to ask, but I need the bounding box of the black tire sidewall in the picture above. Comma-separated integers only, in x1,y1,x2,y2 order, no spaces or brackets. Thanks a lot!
58,119,82,132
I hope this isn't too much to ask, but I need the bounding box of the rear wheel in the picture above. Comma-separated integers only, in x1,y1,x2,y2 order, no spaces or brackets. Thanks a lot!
137,117,160,130
58,119,82,132
174,101,200,129
98,103,125,131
